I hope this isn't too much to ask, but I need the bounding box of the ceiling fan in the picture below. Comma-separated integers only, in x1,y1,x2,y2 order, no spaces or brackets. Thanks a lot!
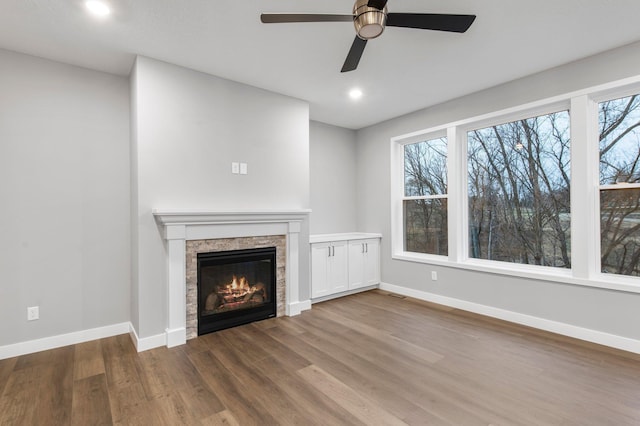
261,0,476,73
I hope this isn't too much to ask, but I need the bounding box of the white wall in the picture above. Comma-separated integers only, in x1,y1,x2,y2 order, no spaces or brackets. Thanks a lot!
356,41,640,343
309,121,357,234
131,56,311,339
0,49,131,346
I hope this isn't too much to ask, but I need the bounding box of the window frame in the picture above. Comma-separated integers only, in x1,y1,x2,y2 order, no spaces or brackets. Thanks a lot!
459,102,572,272
390,77,640,294
402,135,449,256
592,85,640,280
392,129,450,261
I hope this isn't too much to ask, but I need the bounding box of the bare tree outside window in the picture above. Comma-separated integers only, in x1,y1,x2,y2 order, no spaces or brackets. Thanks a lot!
599,94,640,276
467,111,571,267
403,138,448,255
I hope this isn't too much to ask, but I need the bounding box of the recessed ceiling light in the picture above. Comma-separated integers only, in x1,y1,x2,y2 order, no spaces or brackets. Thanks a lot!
85,0,111,17
349,88,363,100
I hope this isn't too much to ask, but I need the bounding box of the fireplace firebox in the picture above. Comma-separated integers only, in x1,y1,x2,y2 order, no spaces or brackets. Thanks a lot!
197,247,277,335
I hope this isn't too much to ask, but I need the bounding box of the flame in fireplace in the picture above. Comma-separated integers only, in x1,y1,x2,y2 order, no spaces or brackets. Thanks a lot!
228,275,250,293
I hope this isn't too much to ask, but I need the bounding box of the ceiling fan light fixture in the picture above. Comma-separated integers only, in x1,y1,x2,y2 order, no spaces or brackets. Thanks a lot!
353,0,387,40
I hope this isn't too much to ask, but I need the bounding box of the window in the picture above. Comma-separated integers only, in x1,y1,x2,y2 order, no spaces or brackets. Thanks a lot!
467,111,571,268
599,94,640,277
403,137,448,255
391,78,640,293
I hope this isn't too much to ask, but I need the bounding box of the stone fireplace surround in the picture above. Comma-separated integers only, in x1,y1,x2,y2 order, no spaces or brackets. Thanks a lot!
185,235,286,339
153,209,311,348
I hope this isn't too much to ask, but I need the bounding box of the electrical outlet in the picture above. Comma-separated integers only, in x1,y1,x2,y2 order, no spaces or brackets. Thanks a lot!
27,306,39,321
431,271,438,281
240,163,248,175
231,162,240,174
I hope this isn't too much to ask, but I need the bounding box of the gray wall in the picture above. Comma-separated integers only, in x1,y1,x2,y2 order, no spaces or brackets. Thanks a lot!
309,121,358,234
131,57,311,339
356,41,640,341
0,49,131,346
4,37,640,350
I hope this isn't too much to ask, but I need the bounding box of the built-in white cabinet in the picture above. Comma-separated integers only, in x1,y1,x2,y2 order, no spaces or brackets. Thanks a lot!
310,233,381,300
310,241,348,299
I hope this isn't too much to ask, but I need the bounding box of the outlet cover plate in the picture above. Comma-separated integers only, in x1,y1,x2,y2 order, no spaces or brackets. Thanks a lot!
27,306,39,321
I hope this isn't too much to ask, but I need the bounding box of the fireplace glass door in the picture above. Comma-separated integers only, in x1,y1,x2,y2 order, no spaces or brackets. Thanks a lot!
197,247,277,335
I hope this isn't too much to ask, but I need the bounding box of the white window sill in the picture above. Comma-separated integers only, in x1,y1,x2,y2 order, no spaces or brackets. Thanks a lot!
392,251,640,294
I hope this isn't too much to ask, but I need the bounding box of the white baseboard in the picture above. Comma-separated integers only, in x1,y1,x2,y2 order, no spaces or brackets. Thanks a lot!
166,327,186,348
0,322,130,360
128,324,166,352
311,284,379,304
287,300,312,316
380,282,640,355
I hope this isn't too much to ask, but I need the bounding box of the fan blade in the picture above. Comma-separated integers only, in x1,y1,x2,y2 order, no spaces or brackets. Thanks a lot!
367,0,388,10
341,37,367,73
261,13,353,23
386,13,476,33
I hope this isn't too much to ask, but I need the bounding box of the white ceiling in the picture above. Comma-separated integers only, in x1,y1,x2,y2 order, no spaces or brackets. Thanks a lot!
2,0,640,129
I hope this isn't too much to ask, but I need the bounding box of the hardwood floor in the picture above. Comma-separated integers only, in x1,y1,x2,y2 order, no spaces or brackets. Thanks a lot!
1,289,639,425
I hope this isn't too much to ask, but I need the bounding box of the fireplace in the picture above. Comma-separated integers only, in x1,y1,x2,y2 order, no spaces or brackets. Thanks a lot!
152,209,309,349
197,247,277,335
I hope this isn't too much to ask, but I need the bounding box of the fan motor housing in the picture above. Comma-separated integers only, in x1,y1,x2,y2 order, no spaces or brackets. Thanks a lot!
353,0,387,40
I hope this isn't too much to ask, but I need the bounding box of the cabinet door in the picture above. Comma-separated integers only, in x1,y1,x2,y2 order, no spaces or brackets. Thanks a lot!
348,240,367,289
363,239,380,286
311,243,331,298
349,239,381,289
329,241,349,293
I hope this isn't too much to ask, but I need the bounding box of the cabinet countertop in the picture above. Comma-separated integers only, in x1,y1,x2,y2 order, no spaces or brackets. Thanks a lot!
310,232,382,244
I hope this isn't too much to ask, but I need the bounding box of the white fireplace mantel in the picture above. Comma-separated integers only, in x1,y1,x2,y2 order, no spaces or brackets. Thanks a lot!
153,209,311,348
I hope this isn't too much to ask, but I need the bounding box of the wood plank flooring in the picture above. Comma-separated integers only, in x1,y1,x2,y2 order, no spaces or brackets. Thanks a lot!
1,289,639,425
